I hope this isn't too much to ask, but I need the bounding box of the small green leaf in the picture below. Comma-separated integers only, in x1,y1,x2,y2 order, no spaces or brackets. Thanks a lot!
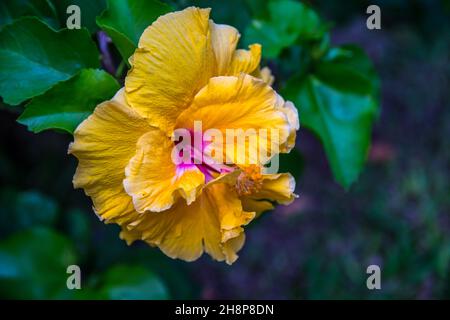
99,265,169,300
244,0,324,58
0,0,60,29
0,227,77,299
97,0,172,61
0,17,99,105
284,46,379,188
18,69,119,134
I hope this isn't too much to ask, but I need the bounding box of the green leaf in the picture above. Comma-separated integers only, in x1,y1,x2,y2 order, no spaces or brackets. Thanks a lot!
99,265,169,300
52,0,107,33
0,227,77,299
97,0,172,61
283,46,379,188
18,69,119,134
0,0,59,29
244,0,324,58
0,17,99,105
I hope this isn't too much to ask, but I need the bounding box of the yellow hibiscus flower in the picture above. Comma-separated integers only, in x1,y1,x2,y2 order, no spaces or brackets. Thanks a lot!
68,7,299,264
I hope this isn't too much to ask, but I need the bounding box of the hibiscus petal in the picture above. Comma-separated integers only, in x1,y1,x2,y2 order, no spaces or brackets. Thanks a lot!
125,7,216,133
209,21,262,77
240,173,297,216
241,198,274,214
228,44,261,76
252,66,275,85
120,183,254,264
68,89,149,224
210,22,240,75
221,233,246,264
176,74,291,166
278,100,300,153
123,130,205,213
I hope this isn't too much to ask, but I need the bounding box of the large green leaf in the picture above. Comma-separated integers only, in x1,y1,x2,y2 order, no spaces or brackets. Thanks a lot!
98,265,169,300
97,0,172,61
0,228,77,299
244,0,324,58
0,17,99,105
18,69,119,134
283,46,379,188
0,0,59,29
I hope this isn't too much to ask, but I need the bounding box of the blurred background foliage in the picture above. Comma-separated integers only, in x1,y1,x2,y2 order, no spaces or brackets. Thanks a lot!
0,0,449,299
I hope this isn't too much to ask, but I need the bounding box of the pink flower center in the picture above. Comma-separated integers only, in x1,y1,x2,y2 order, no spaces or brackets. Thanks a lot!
174,132,233,183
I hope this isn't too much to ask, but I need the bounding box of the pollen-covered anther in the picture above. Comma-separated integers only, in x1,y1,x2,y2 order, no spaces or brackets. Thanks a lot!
236,165,263,196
